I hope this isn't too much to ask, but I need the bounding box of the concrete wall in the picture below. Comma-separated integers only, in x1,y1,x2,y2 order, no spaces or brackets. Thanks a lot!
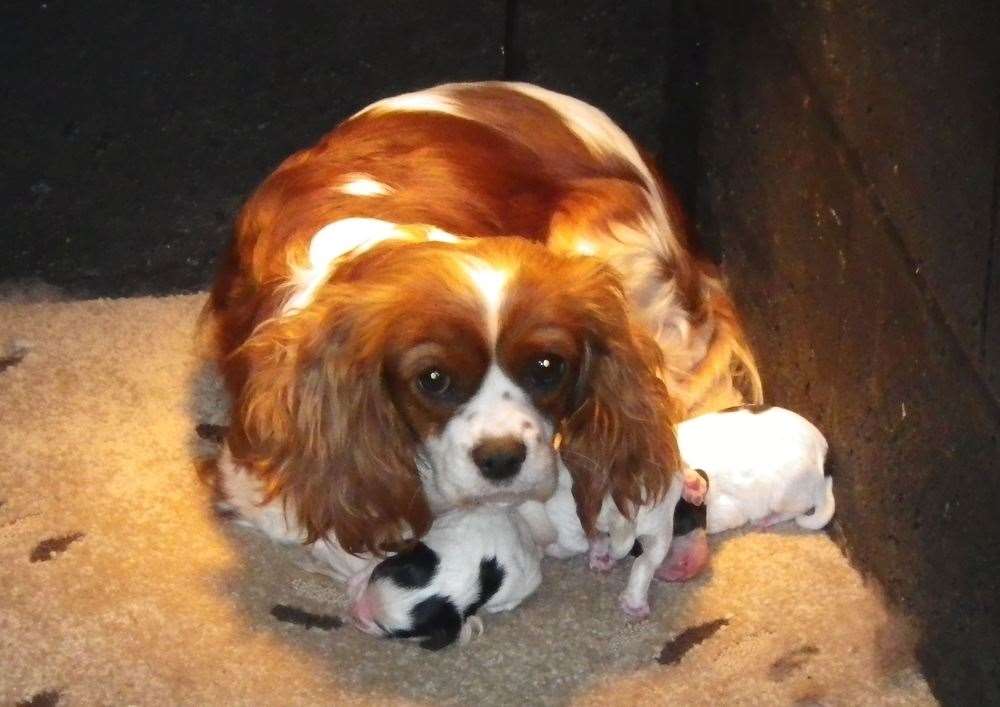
694,2,1000,703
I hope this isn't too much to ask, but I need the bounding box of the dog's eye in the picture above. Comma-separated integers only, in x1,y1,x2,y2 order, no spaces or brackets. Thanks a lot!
416,368,451,397
525,354,566,392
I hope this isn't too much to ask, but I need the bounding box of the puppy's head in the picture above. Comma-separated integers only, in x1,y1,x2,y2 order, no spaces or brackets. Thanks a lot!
231,237,681,553
349,542,504,650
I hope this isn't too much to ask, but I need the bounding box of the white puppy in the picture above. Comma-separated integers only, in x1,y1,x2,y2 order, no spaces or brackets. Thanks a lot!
541,460,684,618
541,405,834,618
677,405,834,533
347,505,542,650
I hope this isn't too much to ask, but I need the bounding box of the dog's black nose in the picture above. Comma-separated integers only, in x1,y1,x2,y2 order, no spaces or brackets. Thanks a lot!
471,437,527,482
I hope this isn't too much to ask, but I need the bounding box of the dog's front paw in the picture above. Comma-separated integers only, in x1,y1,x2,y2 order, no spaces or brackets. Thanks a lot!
588,537,615,572
618,594,651,620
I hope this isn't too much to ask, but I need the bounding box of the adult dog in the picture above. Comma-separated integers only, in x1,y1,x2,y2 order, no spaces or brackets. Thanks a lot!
201,82,760,577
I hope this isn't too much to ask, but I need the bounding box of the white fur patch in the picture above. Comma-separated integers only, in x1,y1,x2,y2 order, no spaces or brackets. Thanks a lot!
282,220,469,316
216,445,372,583
426,227,462,244
283,217,405,314
508,83,653,187
337,174,393,197
216,445,306,544
541,461,590,558
462,260,508,343
677,406,833,533
356,87,464,119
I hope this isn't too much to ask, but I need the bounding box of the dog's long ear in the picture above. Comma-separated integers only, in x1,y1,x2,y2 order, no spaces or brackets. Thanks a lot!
558,267,682,536
228,290,431,556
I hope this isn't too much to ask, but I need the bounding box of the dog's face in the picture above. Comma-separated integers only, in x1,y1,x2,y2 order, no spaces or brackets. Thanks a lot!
231,236,679,554
393,291,586,511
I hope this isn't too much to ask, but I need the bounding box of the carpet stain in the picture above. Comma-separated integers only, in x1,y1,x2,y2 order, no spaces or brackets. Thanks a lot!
271,604,344,630
657,617,729,665
30,532,85,562
16,689,61,707
769,644,820,681
195,423,228,444
0,348,27,372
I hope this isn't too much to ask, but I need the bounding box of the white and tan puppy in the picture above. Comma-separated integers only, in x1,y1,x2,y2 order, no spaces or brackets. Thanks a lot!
347,506,542,650
677,405,834,533
541,460,684,618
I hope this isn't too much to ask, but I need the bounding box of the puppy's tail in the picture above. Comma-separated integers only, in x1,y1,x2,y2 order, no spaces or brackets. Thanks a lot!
795,475,835,530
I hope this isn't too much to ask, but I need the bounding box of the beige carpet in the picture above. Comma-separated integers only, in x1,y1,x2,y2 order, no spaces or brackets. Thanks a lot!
0,294,936,706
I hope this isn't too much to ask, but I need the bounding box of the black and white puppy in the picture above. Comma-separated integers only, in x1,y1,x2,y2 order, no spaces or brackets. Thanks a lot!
347,506,542,650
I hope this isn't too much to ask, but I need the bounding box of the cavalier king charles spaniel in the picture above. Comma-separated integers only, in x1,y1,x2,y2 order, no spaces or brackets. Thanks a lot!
202,82,761,575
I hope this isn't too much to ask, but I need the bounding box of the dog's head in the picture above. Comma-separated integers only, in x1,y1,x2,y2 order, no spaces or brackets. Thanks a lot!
229,236,680,554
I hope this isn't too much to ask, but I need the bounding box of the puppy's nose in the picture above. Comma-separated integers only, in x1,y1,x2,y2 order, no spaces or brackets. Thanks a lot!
471,436,527,482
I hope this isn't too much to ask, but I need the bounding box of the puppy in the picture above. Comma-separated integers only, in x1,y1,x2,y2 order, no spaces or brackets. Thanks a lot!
348,505,542,650
541,460,684,618
677,405,835,532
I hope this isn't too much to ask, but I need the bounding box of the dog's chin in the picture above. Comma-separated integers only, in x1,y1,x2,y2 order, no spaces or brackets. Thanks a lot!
427,471,558,514
460,474,559,510
420,451,558,514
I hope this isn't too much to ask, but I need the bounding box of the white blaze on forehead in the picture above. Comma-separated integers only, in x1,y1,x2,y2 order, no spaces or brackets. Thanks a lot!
336,173,393,196
283,217,404,315
462,260,509,343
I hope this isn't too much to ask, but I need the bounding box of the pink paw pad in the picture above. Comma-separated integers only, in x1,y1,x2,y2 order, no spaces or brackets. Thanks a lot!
589,551,615,572
682,469,708,506
619,595,651,619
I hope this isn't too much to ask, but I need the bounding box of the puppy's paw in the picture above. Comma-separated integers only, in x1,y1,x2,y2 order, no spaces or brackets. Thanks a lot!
458,615,485,646
589,552,615,572
618,594,651,620
682,467,708,506
588,537,615,572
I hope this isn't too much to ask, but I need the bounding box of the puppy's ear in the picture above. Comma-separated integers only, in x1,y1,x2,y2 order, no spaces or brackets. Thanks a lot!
559,266,682,536
409,596,463,651
228,288,431,555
